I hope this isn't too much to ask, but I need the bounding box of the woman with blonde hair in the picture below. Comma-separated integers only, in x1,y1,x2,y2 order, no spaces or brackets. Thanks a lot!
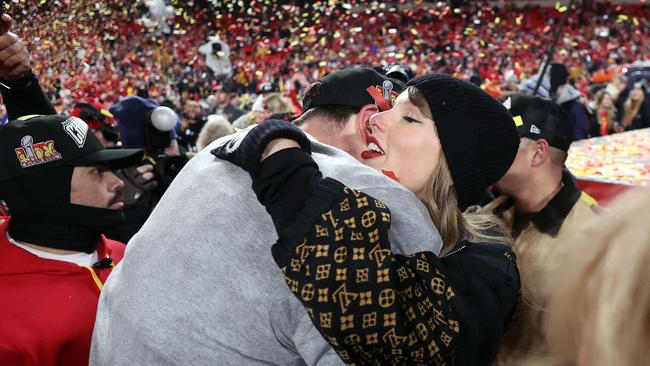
213,74,521,365
594,89,619,134
195,114,234,151
232,92,294,129
545,188,650,366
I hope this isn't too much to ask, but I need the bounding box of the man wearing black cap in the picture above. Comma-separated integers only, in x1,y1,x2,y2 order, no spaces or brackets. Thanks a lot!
207,82,246,122
91,68,441,365
0,115,142,366
487,94,600,365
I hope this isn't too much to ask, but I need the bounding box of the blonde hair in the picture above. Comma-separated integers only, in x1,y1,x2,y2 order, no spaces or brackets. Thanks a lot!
263,93,294,115
594,90,617,131
243,93,295,128
408,87,511,255
545,188,650,366
196,114,234,150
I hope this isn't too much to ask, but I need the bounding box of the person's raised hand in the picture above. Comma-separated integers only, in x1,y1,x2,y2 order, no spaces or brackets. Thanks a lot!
0,14,30,80
0,14,11,35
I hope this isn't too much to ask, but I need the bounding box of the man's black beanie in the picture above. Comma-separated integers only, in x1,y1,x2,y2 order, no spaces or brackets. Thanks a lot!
406,74,520,211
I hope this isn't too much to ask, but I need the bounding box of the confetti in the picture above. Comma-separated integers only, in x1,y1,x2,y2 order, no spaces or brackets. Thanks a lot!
2,0,646,118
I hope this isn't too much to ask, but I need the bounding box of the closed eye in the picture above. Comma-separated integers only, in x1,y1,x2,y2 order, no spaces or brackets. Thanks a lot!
403,116,422,124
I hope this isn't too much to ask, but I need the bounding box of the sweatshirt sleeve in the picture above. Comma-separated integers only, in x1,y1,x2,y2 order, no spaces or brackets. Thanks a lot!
1,70,57,120
253,148,460,365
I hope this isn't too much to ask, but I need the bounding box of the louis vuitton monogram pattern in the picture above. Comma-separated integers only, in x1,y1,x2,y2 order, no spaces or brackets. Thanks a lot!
281,182,460,365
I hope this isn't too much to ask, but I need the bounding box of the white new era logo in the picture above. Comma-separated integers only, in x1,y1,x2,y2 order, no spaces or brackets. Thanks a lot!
530,124,541,134
503,97,512,110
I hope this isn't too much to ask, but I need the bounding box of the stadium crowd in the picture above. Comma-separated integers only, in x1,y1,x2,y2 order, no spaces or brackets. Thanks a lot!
7,1,650,102
0,1,649,365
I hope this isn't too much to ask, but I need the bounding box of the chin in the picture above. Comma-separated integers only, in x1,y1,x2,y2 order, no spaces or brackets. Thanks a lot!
363,160,382,171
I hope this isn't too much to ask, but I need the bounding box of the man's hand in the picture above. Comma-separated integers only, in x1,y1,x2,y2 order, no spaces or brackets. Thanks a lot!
211,120,311,177
0,14,30,80
134,164,157,190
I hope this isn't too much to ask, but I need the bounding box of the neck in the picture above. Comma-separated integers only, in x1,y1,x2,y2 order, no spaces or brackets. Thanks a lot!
19,241,83,255
300,118,351,152
512,168,564,214
8,218,106,254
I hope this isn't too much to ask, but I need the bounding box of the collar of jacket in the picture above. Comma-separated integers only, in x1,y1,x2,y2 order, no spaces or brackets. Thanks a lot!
492,170,581,237
527,169,581,236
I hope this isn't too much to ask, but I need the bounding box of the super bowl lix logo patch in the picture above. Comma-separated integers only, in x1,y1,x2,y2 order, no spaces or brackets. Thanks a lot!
62,116,88,148
15,135,62,168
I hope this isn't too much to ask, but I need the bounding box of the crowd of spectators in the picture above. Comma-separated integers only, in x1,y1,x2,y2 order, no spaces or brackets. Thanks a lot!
1,2,649,365
4,0,650,148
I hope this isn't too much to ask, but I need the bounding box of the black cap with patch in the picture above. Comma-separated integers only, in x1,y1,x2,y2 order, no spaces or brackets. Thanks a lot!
0,114,143,182
506,94,574,152
301,67,405,112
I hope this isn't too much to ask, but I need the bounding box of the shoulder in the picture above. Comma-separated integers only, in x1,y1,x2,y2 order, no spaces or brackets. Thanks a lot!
441,241,520,318
572,191,601,217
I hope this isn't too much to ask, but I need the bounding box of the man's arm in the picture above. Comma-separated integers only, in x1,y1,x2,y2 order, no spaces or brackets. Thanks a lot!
0,15,56,119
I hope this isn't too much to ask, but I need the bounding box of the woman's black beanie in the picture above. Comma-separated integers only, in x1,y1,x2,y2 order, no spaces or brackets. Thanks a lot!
406,74,520,210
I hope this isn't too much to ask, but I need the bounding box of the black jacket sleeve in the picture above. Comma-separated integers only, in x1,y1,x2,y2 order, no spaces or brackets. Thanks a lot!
253,148,520,366
1,70,57,120
254,148,460,365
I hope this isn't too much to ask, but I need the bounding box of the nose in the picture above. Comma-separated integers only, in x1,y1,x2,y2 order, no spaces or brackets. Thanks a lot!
107,171,125,192
368,111,388,134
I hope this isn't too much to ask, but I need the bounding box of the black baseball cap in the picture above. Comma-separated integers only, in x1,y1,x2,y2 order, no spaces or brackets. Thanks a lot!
0,114,143,182
506,94,575,152
301,67,405,112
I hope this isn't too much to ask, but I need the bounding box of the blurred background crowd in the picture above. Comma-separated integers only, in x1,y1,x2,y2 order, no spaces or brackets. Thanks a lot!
0,1,649,365
2,0,649,154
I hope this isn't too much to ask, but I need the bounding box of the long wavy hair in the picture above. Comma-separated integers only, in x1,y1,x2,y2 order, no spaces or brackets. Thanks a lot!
408,87,511,255
545,188,650,366
594,90,617,131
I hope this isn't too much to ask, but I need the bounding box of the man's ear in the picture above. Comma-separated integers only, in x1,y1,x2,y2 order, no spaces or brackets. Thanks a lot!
531,139,550,167
356,104,380,135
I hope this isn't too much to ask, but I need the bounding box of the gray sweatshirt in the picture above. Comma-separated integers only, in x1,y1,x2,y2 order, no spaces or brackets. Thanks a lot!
90,131,442,366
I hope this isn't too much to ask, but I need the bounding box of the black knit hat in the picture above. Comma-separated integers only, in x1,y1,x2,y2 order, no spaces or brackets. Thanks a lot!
406,74,520,210
507,93,574,152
